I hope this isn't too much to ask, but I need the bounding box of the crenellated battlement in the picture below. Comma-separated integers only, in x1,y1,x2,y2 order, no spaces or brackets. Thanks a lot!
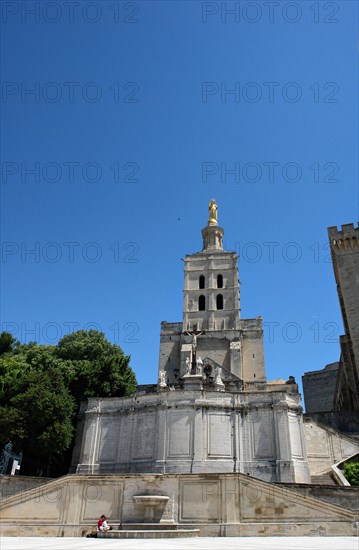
328,222,359,251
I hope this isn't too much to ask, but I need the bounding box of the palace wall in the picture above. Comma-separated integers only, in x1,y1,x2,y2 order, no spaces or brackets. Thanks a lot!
329,223,359,410
302,363,338,413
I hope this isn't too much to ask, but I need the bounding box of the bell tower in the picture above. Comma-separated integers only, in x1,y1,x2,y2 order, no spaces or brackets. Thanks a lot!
158,200,266,389
183,200,240,332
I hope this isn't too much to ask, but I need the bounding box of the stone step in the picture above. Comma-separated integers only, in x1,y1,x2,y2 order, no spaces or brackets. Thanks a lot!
311,474,337,486
97,529,200,539
120,523,179,530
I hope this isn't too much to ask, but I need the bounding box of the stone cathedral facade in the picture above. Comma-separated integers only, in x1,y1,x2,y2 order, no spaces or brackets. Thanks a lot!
2,203,358,537
73,202,311,484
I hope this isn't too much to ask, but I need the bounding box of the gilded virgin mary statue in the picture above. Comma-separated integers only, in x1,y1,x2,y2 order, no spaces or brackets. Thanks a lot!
208,199,218,226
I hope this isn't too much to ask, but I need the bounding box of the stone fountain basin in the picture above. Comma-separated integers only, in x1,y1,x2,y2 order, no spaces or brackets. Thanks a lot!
132,495,169,506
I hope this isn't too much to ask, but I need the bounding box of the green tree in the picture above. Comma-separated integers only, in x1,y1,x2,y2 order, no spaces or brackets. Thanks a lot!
56,330,137,402
0,330,137,476
0,332,18,356
0,346,75,474
343,462,359,486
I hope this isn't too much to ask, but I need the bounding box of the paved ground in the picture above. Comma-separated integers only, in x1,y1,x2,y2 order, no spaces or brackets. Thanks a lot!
1,537,358,550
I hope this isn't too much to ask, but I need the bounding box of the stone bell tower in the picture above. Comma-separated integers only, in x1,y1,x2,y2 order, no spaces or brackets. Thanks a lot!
183,199,240,333
158,200,266,389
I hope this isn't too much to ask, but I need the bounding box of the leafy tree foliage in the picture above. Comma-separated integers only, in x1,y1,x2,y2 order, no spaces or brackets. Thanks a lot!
0,345,75,474
343,462,359,486
56,330,137,402
0,332,18,356
0,330,137,476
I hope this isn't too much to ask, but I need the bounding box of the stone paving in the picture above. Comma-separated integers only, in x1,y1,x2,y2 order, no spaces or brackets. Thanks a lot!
1,537,358,550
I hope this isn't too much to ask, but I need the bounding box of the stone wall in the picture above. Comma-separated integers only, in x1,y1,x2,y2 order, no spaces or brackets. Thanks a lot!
73,389,310,484
0,475,51,499
0,473,355,537
328,223,359,410
302,363,338,413
303,417,359,475
158,322,265,387
305,412,359,435
275,483,358,511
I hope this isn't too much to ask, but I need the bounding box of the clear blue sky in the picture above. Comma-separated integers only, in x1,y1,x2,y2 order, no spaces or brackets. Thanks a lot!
1,1,358,402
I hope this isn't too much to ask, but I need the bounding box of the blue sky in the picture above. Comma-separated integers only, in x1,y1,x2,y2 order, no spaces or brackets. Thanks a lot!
1,1,358,402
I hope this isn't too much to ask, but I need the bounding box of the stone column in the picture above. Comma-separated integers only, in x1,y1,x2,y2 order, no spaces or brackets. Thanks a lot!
230,341,241,379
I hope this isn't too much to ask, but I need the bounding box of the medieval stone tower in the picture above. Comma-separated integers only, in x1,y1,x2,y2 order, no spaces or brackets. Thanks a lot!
158,199,265,389
328,223,359,411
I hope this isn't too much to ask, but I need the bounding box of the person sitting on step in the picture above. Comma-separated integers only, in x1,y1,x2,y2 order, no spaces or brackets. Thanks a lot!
97,514,113,531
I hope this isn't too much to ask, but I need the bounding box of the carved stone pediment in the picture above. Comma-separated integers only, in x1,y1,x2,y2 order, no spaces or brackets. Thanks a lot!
202,357,243,384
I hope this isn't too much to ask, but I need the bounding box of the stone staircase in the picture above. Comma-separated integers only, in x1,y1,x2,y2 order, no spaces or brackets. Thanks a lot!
311,474,337,486
97,524,200,539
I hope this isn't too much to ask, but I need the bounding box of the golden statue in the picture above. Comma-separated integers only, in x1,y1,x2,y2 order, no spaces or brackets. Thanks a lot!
208,199,218,226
